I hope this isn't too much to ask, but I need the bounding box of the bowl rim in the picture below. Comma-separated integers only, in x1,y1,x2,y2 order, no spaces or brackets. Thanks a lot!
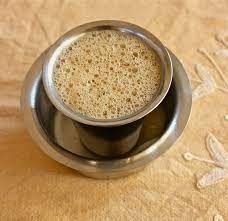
42,20,173,127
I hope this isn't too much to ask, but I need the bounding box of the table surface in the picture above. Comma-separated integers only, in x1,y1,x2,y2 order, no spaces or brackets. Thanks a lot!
0,0,228,220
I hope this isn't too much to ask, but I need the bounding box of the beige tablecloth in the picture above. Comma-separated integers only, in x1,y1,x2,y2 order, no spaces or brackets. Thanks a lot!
0,0,228,220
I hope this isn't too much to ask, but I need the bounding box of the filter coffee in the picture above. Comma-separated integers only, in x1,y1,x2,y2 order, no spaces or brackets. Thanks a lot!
53,30,161,119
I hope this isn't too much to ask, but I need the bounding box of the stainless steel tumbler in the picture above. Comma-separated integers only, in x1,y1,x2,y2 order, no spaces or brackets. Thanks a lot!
42,20,173,157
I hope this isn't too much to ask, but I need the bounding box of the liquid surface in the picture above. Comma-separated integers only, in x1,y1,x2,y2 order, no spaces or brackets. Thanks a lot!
53,30,161,119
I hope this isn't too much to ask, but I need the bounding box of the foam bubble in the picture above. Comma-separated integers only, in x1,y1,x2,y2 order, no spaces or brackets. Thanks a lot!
53,30,161,119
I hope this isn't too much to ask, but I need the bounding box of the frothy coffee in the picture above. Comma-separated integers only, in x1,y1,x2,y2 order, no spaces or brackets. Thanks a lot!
53,30,161,119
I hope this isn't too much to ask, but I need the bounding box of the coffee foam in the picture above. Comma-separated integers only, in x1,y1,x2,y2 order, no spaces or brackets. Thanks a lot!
53,30,161,119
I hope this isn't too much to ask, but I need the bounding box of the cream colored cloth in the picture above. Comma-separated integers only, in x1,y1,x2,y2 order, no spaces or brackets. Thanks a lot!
0,0,228,220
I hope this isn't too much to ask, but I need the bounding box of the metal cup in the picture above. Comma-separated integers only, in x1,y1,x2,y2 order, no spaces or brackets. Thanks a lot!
42,20,173,157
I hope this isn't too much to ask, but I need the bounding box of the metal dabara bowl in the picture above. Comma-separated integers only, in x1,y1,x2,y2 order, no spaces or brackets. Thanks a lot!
20,48,192,179
42,21,173,157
